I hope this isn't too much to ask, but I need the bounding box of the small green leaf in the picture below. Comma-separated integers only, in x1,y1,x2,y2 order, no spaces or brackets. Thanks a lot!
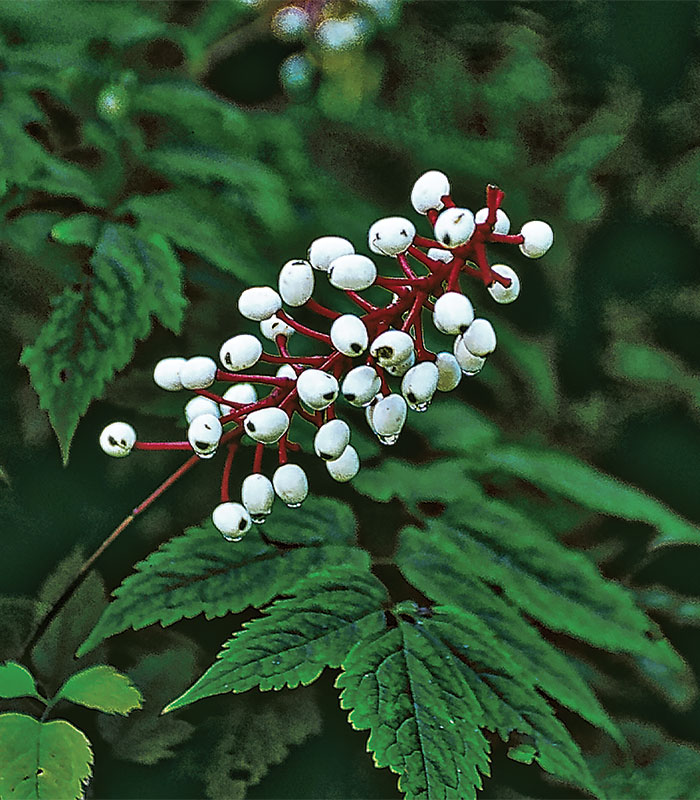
50,214,100,247
0,713,93,800
0,662,43,702
55,666,142,715
164,565,386,711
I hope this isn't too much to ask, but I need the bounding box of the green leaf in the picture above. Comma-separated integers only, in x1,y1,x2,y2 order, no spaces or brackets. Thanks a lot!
50,214,101,247
0,662,43,702
20,222,186,460
0,713,93,800
336,604,492,800
55,665,142,715
78,497,362,657
164,564,386,710
482,445,700,548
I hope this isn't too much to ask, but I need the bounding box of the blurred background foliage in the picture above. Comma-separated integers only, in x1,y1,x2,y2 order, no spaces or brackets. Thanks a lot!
1,0,700,797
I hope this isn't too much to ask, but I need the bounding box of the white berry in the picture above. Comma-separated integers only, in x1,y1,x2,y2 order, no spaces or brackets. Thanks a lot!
341,365,382,406
401,361,439,412
427,247,453,263
411,170,450,214
463,318,496,356
276,364,297,380
330,314,369,356
278,259,314,306
260,314,295,341
314,419,350,460
219,334,263,371
368,217,416,256
219,383,257,414
308,236,354,271
238,286,282,321
99,422,136,458
384,349,415,377
212,502,251,541
272,463,308,507
326,445,360,482
188,414,222,459
153,357,186,391
371,394,407,445
244,407,290,444
453,335,486,375
488,264,520,304
180,357,217,389
433,291,475,335
519,221,553,258
435,352,462,391
297,369,339,410
241,473,275,523
434,207,476,248
475,207,511,235
328,254,377,291
185,396,221,424
370,330,414,367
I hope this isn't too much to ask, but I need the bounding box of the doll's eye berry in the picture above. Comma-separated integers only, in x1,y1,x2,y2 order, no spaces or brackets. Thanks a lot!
100,171,552,535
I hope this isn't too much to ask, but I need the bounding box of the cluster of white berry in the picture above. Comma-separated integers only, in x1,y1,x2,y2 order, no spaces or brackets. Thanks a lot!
100,170,553,541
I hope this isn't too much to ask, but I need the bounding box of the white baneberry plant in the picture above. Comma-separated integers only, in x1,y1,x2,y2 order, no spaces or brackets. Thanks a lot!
100,172,553,540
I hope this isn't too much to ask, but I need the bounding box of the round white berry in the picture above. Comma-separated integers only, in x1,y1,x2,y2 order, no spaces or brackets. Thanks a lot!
328,254,377,291
297,369,339,411
153,357,186,391
341,365,382,406
241,473,275,523
180,356,217,390
185,396,221,424
220,384,257,414
260,314,295,341
463,318,496,356
364,393,382,432
384,349,415,377
99,422,136,458
368,217,416,256
453,335,486,375
272,463,308,507
238,286,282,321
219,334,263,371
330,314,369,356
432,291,475,335
212,502,251,541
278,259,314,307
244,407,290,444
434,207,476,248
276,364,297,380
308,236,355,271
188,413,222,459
371,394,407,445
314,419,351,461
370,330,414,367
427,247,453,264
326,445,360,482
401,361,439,412
435,352,462,391
474,207,511,235
519,221,553,258
488,264,520,304
411,170,450,214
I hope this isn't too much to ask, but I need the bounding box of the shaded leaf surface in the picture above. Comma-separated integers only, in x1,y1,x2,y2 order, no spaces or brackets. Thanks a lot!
56,665,142,715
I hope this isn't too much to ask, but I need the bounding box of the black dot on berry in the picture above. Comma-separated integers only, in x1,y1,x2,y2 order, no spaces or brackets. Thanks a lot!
120,439,126,446
225,353,232,366
407,393,416,403
345,393,355,402
108,436,117,446
320,452,331,460
195,441,209,450
400,229,407,237
247,422,256,432
351,343,361,353
459,324,468,333
238,519,247,530
323,392,335,400
443,233,451,246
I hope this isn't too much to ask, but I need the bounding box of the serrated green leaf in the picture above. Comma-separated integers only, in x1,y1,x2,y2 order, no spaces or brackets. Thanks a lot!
0,662,43,702
164,564,386,711
482,445,700,548
55,665,142,715
337,605,491,800
20,222,186,460
78,497,362,657
0,713,93,800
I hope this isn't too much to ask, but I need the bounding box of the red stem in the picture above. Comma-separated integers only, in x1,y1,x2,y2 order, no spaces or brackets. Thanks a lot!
134,441,192,451
132,454,201,515
259,353,326,365
217,370,293,386
253,443,265,473
305,298,341,319
396,253,417,279
220,440,238,502
345,291,377,312
277,310,331,344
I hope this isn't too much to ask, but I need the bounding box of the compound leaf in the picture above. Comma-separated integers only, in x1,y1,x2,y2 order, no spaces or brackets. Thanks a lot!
164,564,386,710
0,713,93,800
78,497,362,656
55,665,142,715
0,662,43,702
